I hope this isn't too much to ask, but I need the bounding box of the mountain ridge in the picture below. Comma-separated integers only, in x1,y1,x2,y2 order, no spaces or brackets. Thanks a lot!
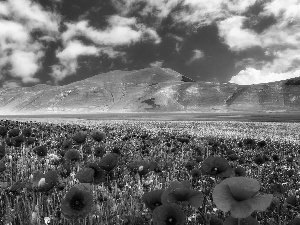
0,67,299,114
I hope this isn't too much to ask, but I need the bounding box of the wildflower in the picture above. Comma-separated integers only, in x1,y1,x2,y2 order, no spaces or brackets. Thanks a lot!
185,160,196,171
64,149,81,162
233,167,246,177
8,128,20,137
228,154,239,161
33,146,48,157
94,146,106,158
142,189,165,211
0,145,5,159
271,183,285,197
289,217,300,225
60,183,94,220
152,203,186,225
286,195,298,207
254,155,265,165
99,153,118,172
0,126,7,137
44,217,51,224
76,168,95,183
176,136,190,144
72,131,87,144
91,130,106,142
22,128,32,137
201,156,232,178
62,139,73,150
212,177,273,218
191,169,202,179
128,160,150,176
32,170,59,192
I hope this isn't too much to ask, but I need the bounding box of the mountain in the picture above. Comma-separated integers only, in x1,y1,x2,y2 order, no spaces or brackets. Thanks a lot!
0,67,300,114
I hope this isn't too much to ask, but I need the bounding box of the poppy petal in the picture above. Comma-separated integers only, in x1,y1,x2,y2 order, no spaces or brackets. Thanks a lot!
245,194,273,212
187,190,204,208
226,177,260,201
230,200,254,218
212,181,238,213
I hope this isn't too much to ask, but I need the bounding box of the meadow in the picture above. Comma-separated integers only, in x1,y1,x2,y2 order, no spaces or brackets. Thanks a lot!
0,117,300,225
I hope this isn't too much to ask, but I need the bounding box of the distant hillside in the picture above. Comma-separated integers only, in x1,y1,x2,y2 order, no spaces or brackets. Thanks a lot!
0,67,299,114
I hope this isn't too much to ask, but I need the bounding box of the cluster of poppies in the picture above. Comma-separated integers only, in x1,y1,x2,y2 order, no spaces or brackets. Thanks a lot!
0,118,300,225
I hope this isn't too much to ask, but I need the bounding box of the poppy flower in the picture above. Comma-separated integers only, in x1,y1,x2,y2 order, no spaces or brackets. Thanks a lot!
142,189,165,211
128,161,150,176
224,215,259,225
185,160,196,171
238,158,245,165
5,138,12,146
26,137,36,145
8,128,20,137
234,166,246,177
0,126,7,137
243,138,255,146
152,203,186,225
176,137,189,144
99,153,118,172
64,149,81,162
272,154,280,161
271,183,285,197
32,170,59,192
191,169,202,179
254,155,265,165
161,180,203,208
62,139,73,150
86,162,106,184
207,215,223,225
33,145,48,157
76,168,95,183
94,146,106,158
201,156,233,178
112,146,121,155
286,195,298,207
149,161,160,172
72,132,87,144
257,140,267,148
213,177,273,218
228,154,239,161
0,145,5,159
289,217,300,225
287,156,294,163
91,130,106,142
22,128,32,137
285,169,295,177
61,183,94,220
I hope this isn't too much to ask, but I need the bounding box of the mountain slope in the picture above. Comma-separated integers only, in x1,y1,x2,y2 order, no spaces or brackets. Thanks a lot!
0,67,299,114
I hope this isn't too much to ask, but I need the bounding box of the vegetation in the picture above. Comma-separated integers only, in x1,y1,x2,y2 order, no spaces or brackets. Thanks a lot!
0,118,300,224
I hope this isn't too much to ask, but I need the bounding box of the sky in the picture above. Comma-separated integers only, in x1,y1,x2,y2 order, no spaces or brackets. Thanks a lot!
1,0,300,88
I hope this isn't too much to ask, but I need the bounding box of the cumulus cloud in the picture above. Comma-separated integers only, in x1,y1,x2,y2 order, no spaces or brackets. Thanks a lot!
229,67,300,85
51,41,100,83
149,60,163,67
0,0,60,84
186,49,204,65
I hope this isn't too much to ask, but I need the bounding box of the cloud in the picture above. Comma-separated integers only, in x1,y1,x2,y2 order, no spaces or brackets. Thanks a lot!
149,60,163,67
0,0,60,85
51,41,100,83
229,67,300,85
218,16,261,51
186,49,204,65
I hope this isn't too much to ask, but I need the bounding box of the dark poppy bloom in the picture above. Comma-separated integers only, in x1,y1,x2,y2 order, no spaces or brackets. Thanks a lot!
149,161,161,173
0,145,5,159
112,147,121,155
91,130,106,142
212,177,273,218
60,161,72,178
8,128,20,137
5,137,13,146
161,180,203,208
22,128,32,137
26,137,36,145
94,146,106,158
0,126,7,137
191,169,202,179
76,168,95,183
142,189,165,211
128,161,150,176
185,160,196,171
228,154,239,161
271,183,285,197
152,203,186,225
13,135,25,144
200,156,233,178
61,183,94,220
209,215,223,225
254,155,265,165
9,180,27,194
238,157,245,165
99,153,118,172
286,196,298,207
33,145,48,157
0,160,6,172
86,162,106,184
285,169,295,177
32,170,59,192
62,139,73,150
176,137,190,144
289,217,300,225
64,149,81,162
226,149,235,155
257,140,267,148
272,154,280,161
287,156,294,163
234,166,246,177
243,138,255,146
72,131,87,144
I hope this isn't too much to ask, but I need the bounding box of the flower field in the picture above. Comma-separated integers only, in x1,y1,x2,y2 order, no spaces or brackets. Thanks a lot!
0,118,300,225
